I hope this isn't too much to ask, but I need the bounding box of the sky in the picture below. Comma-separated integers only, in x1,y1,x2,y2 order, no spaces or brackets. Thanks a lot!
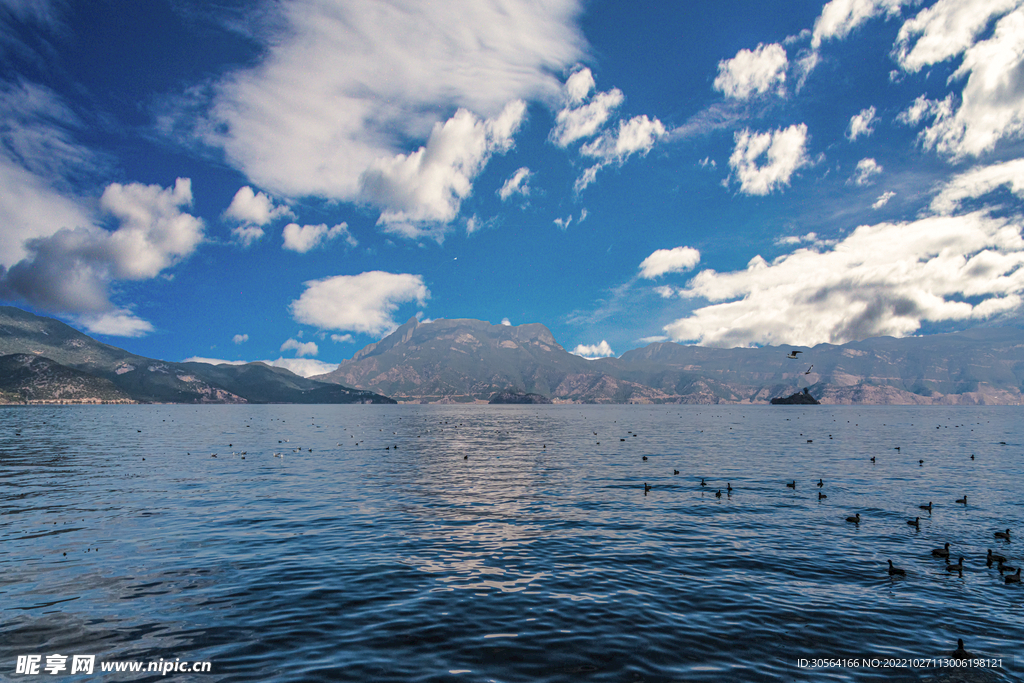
2,0,1024,377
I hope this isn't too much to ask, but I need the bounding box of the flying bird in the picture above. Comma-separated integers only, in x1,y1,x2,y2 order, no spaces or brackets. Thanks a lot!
787,351,802,359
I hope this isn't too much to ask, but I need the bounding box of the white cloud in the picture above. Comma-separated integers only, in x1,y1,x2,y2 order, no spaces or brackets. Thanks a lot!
895,0,1017,73
811,0,907,49
713,43,787,99
896,94,949,127
553,215,573,230
280,338,319,357
331,333,353,343
0,178,204,332
653,285,677,298
183,356,339,378
638,335,669,344
663,210,1024,347
639,246,701,279
728,124,809,195
205,0,584,223
872,190,896,208
930,158,1024,214
498,167,532,200
361,101,526,238
78,310,154,337
575,114,667,190
564,67,595,104
851,157,883,185
847,106,877,141
774,232,836,248
233,333,249,344
699,156,716,168
223,186,293,225
282,222,355,253
550,67,624,147
899,4,1024,157
231,225,264,246
289,271,430,336
572,340,615,358
500,317,512,326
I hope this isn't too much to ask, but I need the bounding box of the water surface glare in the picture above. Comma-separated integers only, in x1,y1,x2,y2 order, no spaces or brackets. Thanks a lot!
1,404,1022,682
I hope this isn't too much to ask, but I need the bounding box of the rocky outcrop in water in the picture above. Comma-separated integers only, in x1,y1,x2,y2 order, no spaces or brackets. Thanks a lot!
770,388,820,405
488,391,553,404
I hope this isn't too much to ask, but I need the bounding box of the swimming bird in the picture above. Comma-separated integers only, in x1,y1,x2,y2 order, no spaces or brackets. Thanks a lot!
846,513,860,524
908,517,920,529
727,483,733,492
952,639,973,659
715,489,722,498
673,470,679,475
700,478,706,487
887,560,905,576
870,456,876,463
919,459,924,465
786,480,796,489
946,557,965,572
642,455,648,461
995,529,1011,540
787,350,802,359
987,549,1007,565
955,495,967,504
931,543,950,558
1006,568,1021,584
644,483,652,493
919,502,932,512
817,478,824,487
818,492,827,500
970,454,975,460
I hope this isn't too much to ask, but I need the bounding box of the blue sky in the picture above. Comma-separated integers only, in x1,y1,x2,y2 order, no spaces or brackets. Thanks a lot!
2,0,1024,376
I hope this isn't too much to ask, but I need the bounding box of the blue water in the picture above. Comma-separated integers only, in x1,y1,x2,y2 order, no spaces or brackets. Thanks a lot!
1,404,1022,682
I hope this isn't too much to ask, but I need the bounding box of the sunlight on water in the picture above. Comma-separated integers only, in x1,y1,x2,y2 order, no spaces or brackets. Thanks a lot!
1,404,1022,682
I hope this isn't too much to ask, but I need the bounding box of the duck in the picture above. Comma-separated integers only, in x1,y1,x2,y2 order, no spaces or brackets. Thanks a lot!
644,482,652,493
786,480,796,489
907,517,920,529
818,492,827,500
846,513,861,524
945,557,965,572
700,478,706,487
995,529,1011,540
952,639,973,659
987,549,1007,565
1007,568,1022,584
919,502,932,512
931,543,950,558
955,495,967,504
715,489,722,499
727,483,733,493
817,478,824,488
673,470,679,475
642,455,648,461
870,456,876,463
887,560,905,576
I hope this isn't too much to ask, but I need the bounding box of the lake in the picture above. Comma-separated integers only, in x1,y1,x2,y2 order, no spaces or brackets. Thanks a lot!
1,404,1022,682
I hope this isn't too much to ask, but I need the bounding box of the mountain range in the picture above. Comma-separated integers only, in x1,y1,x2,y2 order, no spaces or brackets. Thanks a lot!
2,305,1023,405
0,306,393,404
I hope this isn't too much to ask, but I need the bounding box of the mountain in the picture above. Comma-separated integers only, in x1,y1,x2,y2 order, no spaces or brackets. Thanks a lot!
0,354,133,403
313,317,672,403
313,317,1024,405
0,306,394,404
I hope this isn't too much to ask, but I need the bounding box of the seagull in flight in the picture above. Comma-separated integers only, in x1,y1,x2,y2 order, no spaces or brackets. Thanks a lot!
787,350,802,359
805,364,813,374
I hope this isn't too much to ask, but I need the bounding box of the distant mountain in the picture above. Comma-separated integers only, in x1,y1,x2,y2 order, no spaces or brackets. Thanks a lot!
0,306,394,404
313,317,672,403
0,354,133,404
313,316,1024,405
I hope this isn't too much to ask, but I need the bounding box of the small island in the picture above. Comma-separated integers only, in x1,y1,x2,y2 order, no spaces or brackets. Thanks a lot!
488,391,553,404
770,387,820,405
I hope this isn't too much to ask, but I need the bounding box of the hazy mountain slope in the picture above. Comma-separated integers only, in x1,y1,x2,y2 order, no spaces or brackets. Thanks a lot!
0,354,133,403
0,307,393,404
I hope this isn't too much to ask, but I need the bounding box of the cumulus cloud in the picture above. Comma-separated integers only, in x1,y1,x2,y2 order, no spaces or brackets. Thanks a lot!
78,311,154,337
897,4,1024,157
231,225,265,247
872,190,896,208
663,210,1024,347
728,124,809,195
774,232,836,248
282,222,355,253
550,68,624,147
811,0,907,49
847,106,877,141
183,356,339,378
205,0,584,226
223,186,293,226
639,246,701,279
500,317,512,326
575,114,667,191
851,158,883,185
713,43,788,99
498,167,532,200
330,333,353,343
280,338,318,357
0,178,204,335
361,101,526,238
233,333,249,344
930,158,1024,214
572,340,615,358
289,271,430,336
